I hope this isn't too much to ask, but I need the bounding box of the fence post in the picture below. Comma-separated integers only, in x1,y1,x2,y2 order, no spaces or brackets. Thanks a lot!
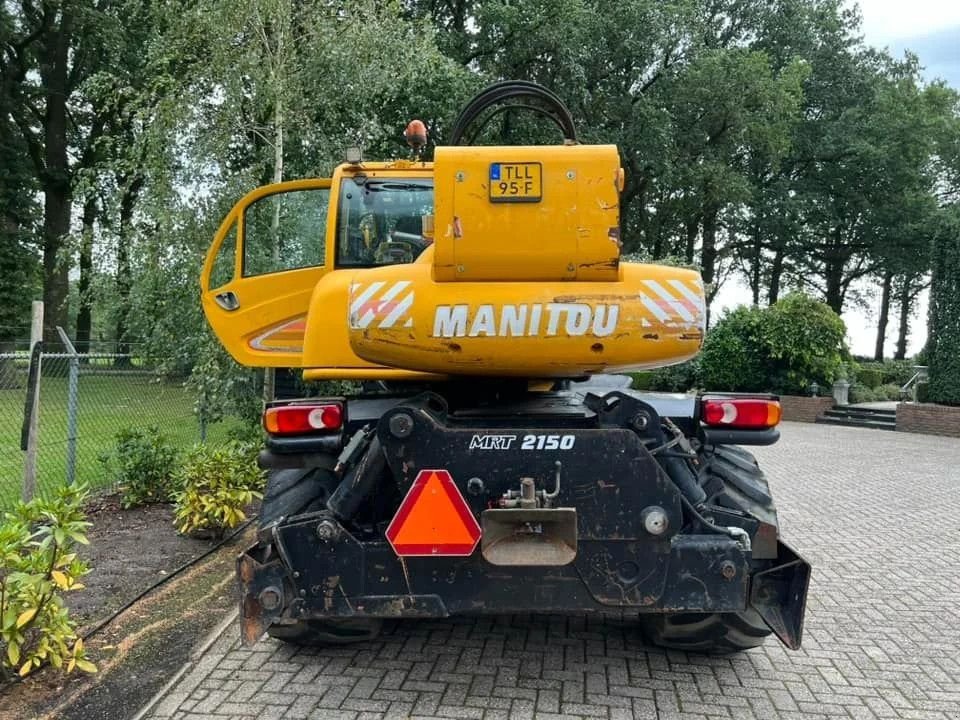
22,301,43,502
57,327,80,486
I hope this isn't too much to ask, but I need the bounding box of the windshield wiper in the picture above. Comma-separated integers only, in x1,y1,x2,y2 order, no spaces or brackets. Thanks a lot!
363,181,433,192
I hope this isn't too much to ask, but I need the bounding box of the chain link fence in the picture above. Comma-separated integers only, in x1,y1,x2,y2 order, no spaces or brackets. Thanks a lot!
1,341,237,510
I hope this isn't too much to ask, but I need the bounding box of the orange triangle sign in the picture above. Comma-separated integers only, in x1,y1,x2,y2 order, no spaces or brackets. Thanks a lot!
386,469,481,556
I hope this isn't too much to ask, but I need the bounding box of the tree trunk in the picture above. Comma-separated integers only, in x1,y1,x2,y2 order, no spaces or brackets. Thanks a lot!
700,205,718,287
39,8,75,342
824,227,848,314
873,271,892,361
749,222,762,305
114,176,142,364
824,257,845,314
76,195,96,354
894,278,912,360
767,248,784,305
683,215,699,264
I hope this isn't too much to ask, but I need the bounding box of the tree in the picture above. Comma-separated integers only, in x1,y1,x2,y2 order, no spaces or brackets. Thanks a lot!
0,51,40,347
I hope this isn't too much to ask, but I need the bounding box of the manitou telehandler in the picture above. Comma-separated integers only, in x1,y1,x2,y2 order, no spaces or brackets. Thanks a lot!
201,81,809,653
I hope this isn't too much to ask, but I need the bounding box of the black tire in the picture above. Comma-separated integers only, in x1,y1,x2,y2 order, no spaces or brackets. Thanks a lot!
258,463,382,645
640,445,775,654
267,618,383,645
259,465,338,530
640,609,771,654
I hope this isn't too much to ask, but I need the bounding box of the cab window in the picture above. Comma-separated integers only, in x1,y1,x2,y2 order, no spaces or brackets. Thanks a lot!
243,188,329,276
336,178,433,267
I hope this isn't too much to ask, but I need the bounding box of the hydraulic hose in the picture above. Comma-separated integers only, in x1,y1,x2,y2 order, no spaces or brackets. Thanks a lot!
448,80,578,145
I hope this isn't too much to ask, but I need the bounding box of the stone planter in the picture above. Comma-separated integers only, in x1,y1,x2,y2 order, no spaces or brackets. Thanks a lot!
832,380,850,406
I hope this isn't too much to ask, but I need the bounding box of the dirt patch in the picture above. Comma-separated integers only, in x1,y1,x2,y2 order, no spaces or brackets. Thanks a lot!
0,525,253,720
0,491,258,719
69,495,214,626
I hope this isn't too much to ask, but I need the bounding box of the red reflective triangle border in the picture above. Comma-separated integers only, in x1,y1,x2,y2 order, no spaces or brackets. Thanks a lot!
385,469,481,557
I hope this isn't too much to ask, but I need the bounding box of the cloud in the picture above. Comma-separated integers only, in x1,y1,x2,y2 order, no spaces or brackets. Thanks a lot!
855,0,960,43
889,24,960,88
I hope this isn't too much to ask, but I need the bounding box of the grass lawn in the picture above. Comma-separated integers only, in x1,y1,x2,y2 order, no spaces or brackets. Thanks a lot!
1,372,242,510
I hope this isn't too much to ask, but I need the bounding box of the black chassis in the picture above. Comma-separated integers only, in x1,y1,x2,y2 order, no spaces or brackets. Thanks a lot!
241,386,810,649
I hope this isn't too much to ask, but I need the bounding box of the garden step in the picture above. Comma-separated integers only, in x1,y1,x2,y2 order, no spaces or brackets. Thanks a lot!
822,407,897,420
814,414,897,430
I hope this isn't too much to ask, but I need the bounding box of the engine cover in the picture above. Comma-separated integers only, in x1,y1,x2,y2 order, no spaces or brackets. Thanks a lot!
342,253,706,377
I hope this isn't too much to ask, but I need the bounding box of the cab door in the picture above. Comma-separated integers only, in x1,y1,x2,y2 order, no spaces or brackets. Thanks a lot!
200,180,332,367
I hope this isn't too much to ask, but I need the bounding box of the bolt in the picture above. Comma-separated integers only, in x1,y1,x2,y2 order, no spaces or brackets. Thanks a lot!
292,571,300,579
631,413,649,431
258,587,282,611
299,589,307,597
316,519,339,542
566,170,576,180
641,506,669,536
389,412,414,439
456,171,465,182
467,477,485,495
720,561,737,580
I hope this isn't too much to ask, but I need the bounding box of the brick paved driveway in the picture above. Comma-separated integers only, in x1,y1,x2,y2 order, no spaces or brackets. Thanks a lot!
142,423,960,720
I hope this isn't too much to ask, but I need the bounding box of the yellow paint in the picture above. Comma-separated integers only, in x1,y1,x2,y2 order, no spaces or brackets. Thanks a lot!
432,145,621,282
341,246,704,377
200,148,707,379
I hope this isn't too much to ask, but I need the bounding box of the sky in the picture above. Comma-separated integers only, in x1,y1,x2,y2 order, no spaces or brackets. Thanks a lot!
714,1,960,358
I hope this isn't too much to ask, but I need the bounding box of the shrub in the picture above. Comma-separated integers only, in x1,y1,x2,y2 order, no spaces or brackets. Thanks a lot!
856,367,882,389
853,360,917,388
699,293,847,395
628,372,655,391
878,383,903,401
698,305,767,392
173,443,265,538
644,357,703,392
100,427,179,508
849,384,880,404
0,485,96,679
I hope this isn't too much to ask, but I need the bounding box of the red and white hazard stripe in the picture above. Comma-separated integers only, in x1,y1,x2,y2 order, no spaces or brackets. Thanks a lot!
349,281,415,329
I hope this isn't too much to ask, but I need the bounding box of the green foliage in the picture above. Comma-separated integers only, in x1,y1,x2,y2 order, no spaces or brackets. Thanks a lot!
926,209,960,405
853,360,917,389
878,383,903,401
173,443,265,538
187,333,263,432
700,293,847,395
635,359,703,393
849,384,880,404
699,305,768,392
0,485,96,679
100,427,179,508
855,367,882,389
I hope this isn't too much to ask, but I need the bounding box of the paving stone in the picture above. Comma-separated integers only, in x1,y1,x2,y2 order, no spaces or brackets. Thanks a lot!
140,424,960,720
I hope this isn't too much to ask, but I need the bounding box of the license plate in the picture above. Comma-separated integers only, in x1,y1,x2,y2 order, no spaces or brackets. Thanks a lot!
489,162,542,203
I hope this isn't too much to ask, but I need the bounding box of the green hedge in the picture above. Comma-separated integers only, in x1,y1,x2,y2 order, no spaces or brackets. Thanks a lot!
852,359,917,388
927,213,960,405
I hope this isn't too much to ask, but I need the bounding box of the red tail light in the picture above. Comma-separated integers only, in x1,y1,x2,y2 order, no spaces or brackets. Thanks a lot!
263,403,343,435
701,397,781,429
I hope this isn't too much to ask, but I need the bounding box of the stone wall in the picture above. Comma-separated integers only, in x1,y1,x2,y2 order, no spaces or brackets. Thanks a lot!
896,402,960,438
779,395,834,423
